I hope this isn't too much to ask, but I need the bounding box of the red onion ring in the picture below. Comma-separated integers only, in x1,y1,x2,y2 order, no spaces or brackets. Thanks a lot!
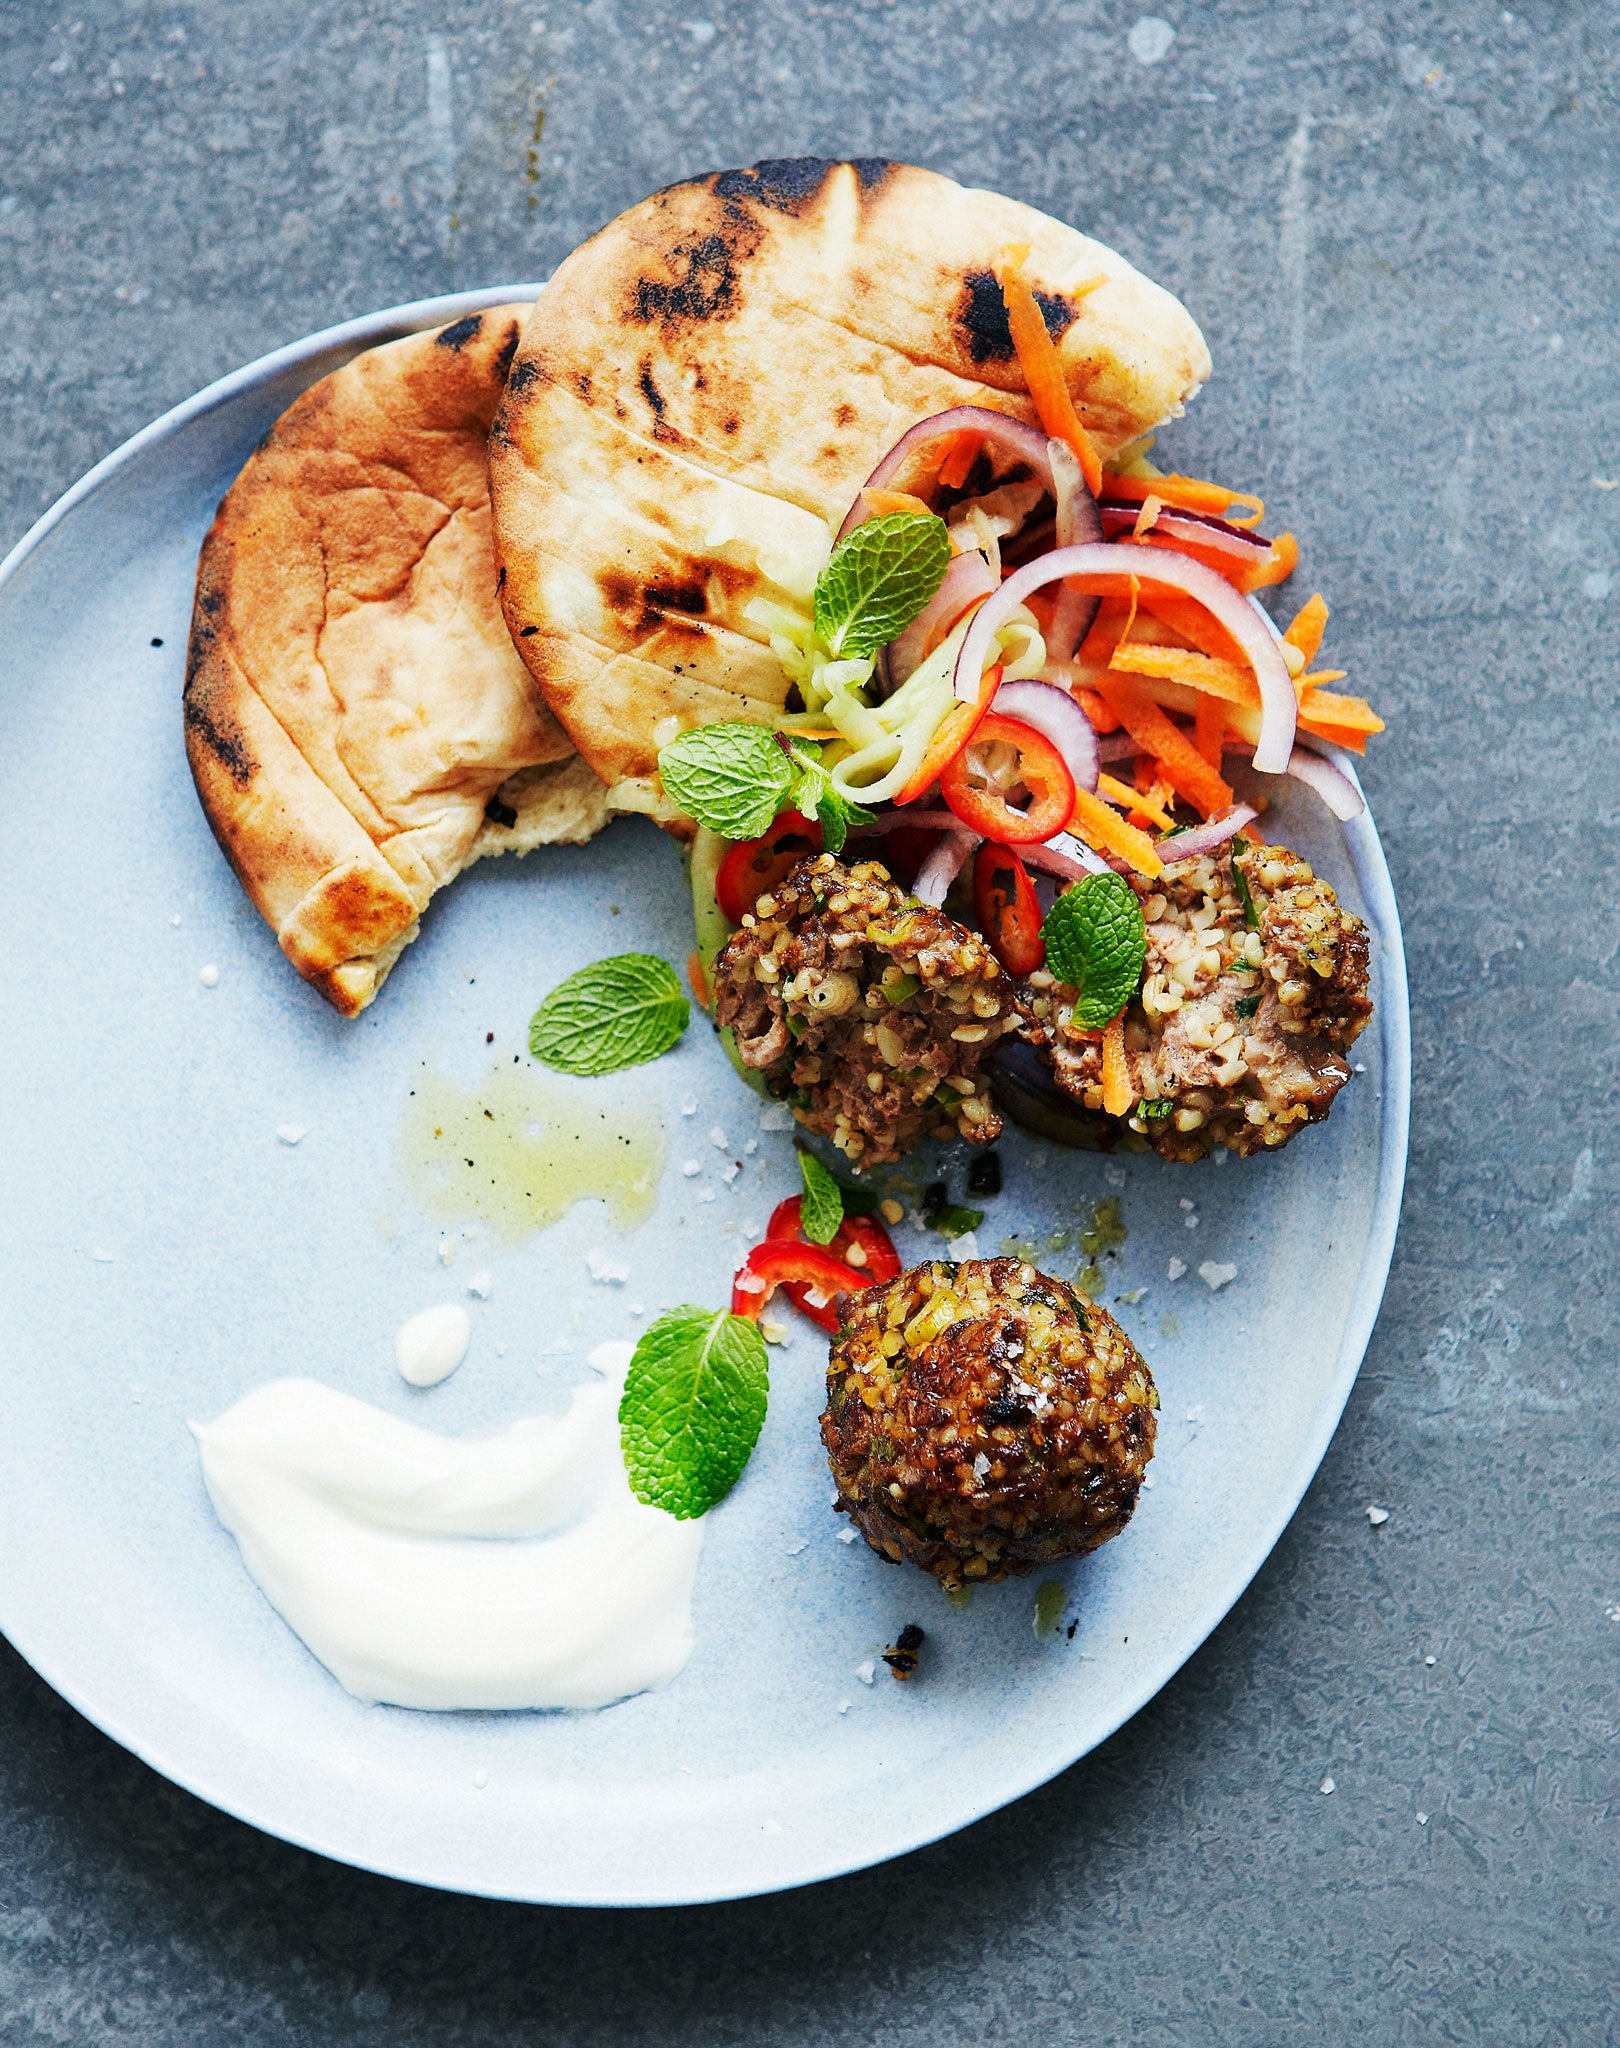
991,676,1100,793
848,807,962,837
836,407,1054,544
1284,742,1365,820
1046,439,1105,662
1096,732,1140,763
1153,806,1260,864
1020,831,1111,882
1098,500,1270,561
888,549,999,684
952,543,1298,775
913,829,981,907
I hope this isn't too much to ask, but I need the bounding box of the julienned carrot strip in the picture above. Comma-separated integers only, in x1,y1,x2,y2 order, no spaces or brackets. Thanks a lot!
687,950,713,1013
936,432,981,491
1194,694,1226,770
1075,685,1121,733
862,487,936,519
1237,531,1299,592
1068,786,1164,879
1296,682,1381,732
1297,721,1368,756
1113,640,1257,708
1284,591,1330,665
1095,672,1234,820
1101,1014,1132,1115
1294,668,1348,700
1130,752,1177,832
1103,472,1266,528
1097,770,1176,833
1138,594,1249,667
998,249,1104,495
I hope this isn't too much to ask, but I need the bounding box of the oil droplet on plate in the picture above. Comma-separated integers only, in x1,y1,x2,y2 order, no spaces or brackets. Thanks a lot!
399,1061,664,1241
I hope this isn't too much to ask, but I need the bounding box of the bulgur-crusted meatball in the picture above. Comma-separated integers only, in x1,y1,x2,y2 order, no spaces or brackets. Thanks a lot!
1022,839,1373,1162
821,1257,1158,1588
713,852,1021,1166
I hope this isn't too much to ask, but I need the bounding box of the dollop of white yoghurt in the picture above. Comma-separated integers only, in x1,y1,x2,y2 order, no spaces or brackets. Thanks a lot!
191,1342,705,1712
394,1302,471,1386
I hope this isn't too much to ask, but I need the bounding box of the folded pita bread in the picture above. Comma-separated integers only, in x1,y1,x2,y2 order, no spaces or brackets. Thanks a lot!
488,158,1211,825
185,305,609,1016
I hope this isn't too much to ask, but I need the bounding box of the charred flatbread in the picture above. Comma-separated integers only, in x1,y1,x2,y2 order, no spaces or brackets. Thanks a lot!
185,305,608,1017
488,157,1210,825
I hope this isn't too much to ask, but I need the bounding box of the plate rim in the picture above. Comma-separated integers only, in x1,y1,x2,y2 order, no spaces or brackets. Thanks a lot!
0,288,1411,1907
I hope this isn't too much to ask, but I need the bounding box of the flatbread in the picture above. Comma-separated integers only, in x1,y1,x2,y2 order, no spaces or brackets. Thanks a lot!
185,305,609,1017
488,157,1211,824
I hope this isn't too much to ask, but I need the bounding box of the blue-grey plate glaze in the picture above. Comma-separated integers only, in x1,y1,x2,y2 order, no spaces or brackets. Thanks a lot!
0,289,1409,1906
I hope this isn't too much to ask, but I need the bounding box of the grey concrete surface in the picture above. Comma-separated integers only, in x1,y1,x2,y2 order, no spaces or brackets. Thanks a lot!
1,1,1615,2041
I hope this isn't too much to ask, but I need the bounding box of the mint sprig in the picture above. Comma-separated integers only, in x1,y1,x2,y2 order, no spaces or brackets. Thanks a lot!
528,953,690,1075
813,511,952,659
619,1306,769,1519
1041,873,1148,1029
658,722,792,841
797,1147,845,1244
656,723,872,854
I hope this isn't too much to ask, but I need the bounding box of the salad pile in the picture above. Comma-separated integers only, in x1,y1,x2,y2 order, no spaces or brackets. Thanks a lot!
660,251,1384,1112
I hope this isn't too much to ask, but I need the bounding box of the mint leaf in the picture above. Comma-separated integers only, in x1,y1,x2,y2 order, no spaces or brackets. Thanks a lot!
921,1181,984,1238
1041,873,1148,1029
619,1306,769,1519
787,743,875,855
528,953,689,1075
813,512,952,659
1234,991,1262,1020
797,1147,845,1244
658,722,792,839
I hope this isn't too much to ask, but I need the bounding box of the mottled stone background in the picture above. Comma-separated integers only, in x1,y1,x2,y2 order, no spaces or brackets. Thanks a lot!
0,2,1614,2042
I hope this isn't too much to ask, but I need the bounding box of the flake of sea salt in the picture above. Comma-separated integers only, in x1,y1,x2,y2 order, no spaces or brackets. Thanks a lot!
1198,1261,1236,1291
1319,1776,1336,1796
586,1248,629,1284
1366,1505,1389,1525
856,1659,876,1686
681,1159,702,1177
276,1125,306,1146
709,1126,729,1150
466,1271,493,1299
1167,1256,1186,1281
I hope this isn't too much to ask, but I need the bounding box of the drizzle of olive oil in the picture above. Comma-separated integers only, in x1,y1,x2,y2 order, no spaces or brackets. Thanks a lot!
399,1059,664,1241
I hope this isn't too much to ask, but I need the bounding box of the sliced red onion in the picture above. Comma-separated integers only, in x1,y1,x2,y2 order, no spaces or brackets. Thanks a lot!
1098,499,1270,561
1153,805,1260,863
913,829,981,906
1284,743,1365,820
1020,831,1110,881
991,676,1100,793
953,542,1297,775
1045,438,1105,662
888,549,1000,684
836,406,1055,544
1097,732,1140,763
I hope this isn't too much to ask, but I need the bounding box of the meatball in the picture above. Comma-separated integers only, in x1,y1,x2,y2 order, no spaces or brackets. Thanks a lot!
821,1257,1158,1588
1021,838,1373,1162
713,852,1021,1166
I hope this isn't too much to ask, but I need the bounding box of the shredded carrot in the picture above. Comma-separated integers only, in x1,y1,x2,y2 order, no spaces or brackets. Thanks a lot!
1129,751,1177,832
1296,681,1380,732
1102,472,1267,528
687,950,713,1013
1132,494,1163,539
1101,1014,1133,1116
1294,668,1348,701
1283,591,1330,665
1297,720,1368,756
861,487,936,519
997,247,1104,495
1194,694,1226,771
1138,594,1249,667
1236,531,1300,592
1094,672,1234,820
1068,786,1163,879
1074,685,1121,732
1113,640,1257,709
1098,770,1176,833
936,432,982,492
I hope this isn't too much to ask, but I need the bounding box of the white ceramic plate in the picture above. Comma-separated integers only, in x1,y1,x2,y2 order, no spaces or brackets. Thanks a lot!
0,288,1409,1906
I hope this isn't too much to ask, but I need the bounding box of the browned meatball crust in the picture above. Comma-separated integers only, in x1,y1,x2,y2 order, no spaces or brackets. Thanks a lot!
822,1257,1158,1588
712,852,1021,1166
1022,839,1372,1162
